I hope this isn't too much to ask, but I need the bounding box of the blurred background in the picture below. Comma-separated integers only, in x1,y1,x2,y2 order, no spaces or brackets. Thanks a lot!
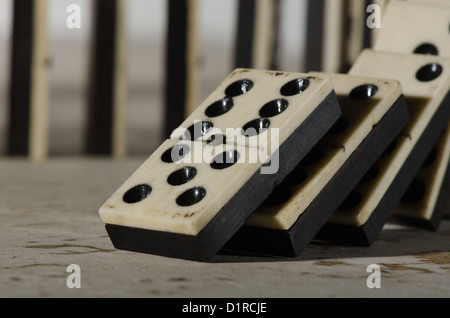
0,0,307,157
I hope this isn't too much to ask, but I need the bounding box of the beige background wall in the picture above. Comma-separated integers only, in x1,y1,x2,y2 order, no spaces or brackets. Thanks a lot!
0,0,307,156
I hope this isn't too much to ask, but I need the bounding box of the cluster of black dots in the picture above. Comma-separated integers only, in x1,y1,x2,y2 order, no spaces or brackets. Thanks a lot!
184,76,310,142
122,142,240,207
182,78,254,143
262,84,379,209
122,76,312,208
412,42,444,82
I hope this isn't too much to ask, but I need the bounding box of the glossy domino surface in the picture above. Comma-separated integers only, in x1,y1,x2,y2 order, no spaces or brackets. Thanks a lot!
99,69,341,261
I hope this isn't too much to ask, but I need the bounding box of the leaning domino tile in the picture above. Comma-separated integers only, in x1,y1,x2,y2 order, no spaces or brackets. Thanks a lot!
170,68,338,151
223,73,409,257
316,49,450,246
374,0,450,57
100,69,341,261
393,124,450,230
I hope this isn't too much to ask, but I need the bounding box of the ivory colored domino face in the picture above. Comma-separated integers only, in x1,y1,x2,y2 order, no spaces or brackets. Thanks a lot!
170,68,334,151
99,68,341,261
326,50,450,229
99,139,263,235
244,73,404,230
374,0,450,57
394,124,450,228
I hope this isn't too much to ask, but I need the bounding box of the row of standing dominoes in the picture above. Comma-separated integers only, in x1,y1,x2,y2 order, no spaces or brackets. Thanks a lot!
7,0,128,159
7,0,281,160
99,0,450,261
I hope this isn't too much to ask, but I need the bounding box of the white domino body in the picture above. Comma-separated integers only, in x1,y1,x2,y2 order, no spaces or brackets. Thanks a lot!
374,0,450,57
99,69,341,261
318,49,450,244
